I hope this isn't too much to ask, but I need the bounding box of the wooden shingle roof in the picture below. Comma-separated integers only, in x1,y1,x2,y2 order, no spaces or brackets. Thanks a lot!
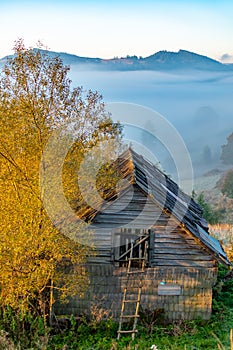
116,148,231,266
81,148,231,266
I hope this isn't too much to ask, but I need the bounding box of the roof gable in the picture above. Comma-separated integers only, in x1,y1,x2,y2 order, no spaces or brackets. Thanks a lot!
83,148,231,266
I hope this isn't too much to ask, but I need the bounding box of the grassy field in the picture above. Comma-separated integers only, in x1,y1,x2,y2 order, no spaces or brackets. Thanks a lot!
47,305,233,350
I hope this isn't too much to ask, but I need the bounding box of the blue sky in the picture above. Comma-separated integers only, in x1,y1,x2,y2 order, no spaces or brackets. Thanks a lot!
1,0,233,61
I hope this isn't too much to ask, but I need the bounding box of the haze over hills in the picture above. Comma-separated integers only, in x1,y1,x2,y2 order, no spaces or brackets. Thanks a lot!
1,47,233,187
1,48,233,71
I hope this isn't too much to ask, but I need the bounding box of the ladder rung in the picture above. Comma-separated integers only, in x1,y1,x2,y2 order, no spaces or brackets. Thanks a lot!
117,330,138,334
118,235,148,340
127,270,144,274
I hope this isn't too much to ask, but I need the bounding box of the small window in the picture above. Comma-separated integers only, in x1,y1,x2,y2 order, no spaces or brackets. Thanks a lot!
112,229,149,267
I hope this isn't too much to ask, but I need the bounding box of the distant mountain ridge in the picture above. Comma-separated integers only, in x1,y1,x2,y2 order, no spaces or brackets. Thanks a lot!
1,48,233,71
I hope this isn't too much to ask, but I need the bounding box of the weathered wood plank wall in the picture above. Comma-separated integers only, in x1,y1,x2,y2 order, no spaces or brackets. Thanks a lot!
55,183,219,321
55,264,217,321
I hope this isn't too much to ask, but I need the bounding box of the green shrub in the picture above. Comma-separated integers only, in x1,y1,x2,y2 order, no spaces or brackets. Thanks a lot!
0,307,47,349
221,170,233,199
196,192,223,224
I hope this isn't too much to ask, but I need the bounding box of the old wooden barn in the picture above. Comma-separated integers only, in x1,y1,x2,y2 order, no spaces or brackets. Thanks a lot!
56,148,231,326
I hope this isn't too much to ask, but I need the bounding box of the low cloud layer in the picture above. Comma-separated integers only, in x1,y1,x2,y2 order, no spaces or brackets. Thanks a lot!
220,53,233,63
70,67,233,177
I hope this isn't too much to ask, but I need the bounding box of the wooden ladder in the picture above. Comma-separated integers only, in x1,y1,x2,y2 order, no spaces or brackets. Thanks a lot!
117,237,148,341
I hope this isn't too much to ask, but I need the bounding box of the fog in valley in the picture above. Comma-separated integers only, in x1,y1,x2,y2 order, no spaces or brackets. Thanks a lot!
70,66,233,182
1,55,232,186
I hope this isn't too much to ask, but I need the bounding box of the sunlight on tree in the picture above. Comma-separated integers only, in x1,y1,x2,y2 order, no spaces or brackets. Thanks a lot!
0,39,121,325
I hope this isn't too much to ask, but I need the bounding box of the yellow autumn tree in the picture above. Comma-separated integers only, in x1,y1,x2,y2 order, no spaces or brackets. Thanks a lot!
0,39,121,327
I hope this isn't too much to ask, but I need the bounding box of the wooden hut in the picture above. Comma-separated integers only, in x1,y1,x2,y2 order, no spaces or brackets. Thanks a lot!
56,148,231,323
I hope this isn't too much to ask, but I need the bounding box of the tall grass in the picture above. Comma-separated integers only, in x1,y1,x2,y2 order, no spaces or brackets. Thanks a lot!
213,329,233,350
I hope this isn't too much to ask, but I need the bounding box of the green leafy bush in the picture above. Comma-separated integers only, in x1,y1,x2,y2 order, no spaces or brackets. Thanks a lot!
196,192,223,224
